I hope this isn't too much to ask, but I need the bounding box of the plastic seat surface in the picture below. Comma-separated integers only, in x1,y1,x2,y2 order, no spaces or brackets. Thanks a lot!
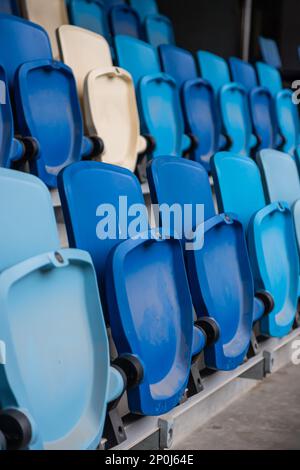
276,89,299,156
0,0,19,14
84,67,142,171
109,4,142,39
229,57,258,92
197,51,231,96
115,35,160,86
58,161,196,415
20,0,69,58
139,73,186,157
129,0,158,21
212,152,299,337
159,45,198,90
103,0,125,11
0,168,120,449
259,36,282,69
145,14,175,48
147,157,254,370
256,62,282,97
57,25,113,101
14,59,83,188
0,68,18,168
68,0,110,40
0,15,52,90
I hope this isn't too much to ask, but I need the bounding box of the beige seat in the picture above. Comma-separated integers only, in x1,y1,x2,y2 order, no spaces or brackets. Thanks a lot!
57,25,112,102
20,0,69,59
84,67,146,171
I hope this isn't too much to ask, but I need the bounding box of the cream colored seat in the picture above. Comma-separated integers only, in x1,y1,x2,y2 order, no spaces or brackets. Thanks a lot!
19,0,69,59
57,25,112,102
84,67,146,171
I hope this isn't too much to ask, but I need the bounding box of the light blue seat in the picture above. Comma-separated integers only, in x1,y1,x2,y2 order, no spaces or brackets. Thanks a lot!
68,0,111,40
229,57,282,150
212,152,299,338
148,157,267,371
14,59,97,188
0,168,124,450
198,51,257,156
259,36,282,69
145,14,175,48
58,161,207,415
256,62,283,98
109,4,142,39
129,0,158,22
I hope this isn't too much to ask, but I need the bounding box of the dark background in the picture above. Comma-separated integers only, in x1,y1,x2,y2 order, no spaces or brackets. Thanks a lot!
157,0,300,72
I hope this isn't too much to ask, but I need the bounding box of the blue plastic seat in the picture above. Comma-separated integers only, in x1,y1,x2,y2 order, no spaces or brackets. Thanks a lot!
115,35,160,87
256,62,283,97
145,14,175,48
148,157,265,370
212,152,299,338
102,0,125,11
198,51,257,156
276,89,300,157
229,57,281,150
138,73,191,158
129,0,158,22
0,15,52,91
159,44,198,90
68,0,111,40
0,0,19,14
14,59,95,188
58,161,207,415
259,36,282,69
109,4,142,39
0,168,124,450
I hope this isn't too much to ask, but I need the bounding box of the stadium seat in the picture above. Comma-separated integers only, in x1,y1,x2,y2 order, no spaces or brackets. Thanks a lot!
198,51,257,157
276,89,300,157
13,59,100,187
68,0,111,41
256,62,283,97
129,0,158,21
259,36,282,69
19,0,69,59
145,14,175,48
0,168,125,450
102,0,125,11
160,45,226,170
115,35,160,87
0,0,19,14
212,152,299,338
58,25,112,102
229,57,282,150
84,67,147,170
147,157,267,370
58,161,208,415
109,4,142,39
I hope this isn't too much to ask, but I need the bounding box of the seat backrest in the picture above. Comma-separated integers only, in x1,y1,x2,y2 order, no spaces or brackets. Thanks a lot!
159,45,198,90
212,152,266,230
145,14,175,48
139,73,185,157
15,59,83,188
0,0,19,14
68,0,110,40
84,66,140,171
257,149,300,206
19,0,69,58
0,168,59,272
109,4,142,39
129,0,158,21
197,51,231,95
256,62,282,97
102,0,125,11
115,35,160,86
259,36,282,69
249,87,277,150
229,57,258,92
57,25,112,100
0,15,52,91
276,89,299,156
0,67,15,168
58,161,147,293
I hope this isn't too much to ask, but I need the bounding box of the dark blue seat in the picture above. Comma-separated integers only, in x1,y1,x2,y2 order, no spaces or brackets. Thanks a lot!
145,14,175,48
58,161,207,415
160,45,226,170
259,36,282,69
0,0,19,14
129,0,158,22
229,57,282,150
212,152,299,338
0,168,124,450
102,0,125,11
68,0,111,40
148,157,265,370
109,4,142,39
